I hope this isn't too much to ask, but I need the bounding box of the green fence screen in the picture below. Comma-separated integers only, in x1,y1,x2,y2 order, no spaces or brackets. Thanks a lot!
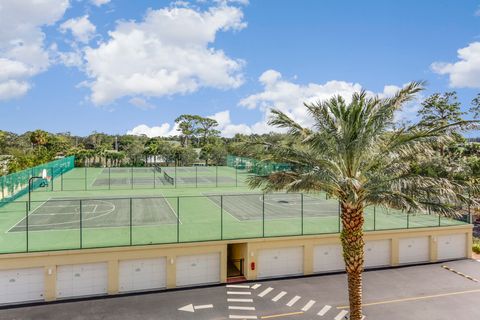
0,156,75,206
227,154,291,175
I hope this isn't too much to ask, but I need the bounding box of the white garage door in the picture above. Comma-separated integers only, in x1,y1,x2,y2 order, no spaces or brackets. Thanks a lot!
257,247,303,279
399,237,430,264
365,240,391,268
313,244,344,273
437,234,467,260
57,263,108,298
176,253,220,287
119,258,167,293
0,268,44,305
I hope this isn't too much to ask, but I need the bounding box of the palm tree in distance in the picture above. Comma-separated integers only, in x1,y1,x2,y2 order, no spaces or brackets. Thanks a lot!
247,82,475,320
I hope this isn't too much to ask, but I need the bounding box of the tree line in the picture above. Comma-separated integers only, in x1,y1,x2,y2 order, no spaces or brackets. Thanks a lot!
1,91,480,177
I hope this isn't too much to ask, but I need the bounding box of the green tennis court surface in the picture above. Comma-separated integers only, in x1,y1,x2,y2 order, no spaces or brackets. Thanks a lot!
0,165,468,254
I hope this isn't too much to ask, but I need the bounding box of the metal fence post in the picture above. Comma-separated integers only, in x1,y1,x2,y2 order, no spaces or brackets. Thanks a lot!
220,195,223,240
108,167,111,190
25,201,29,252
177,197,180,242
79,200,83,249
235,167,238,187
373,206,376,230
130,198,133,246
61,170,64,191
131,167,134,189
50,167,54,191
468,187,472,224
301,193,304,235
153,167,156,189
262,194,265,237
174,165,177,189
196,166,198,188
216,166,218,188
338,201,341,233
84,167,87,190
438,213,441,227
407,212,410,229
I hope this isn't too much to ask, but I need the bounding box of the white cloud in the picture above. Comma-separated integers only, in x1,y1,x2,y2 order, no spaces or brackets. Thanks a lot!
60,15,96,44
91,0,110,6
127,123,179,138
84,4,246,105
129,97,155,110
0,0,69,101
238,70,415,134
431,42,480,88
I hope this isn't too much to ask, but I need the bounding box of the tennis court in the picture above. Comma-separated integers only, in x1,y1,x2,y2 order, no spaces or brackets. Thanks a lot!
0,157,470,254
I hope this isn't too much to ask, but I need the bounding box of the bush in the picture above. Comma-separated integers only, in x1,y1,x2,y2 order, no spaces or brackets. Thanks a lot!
473,238,480,254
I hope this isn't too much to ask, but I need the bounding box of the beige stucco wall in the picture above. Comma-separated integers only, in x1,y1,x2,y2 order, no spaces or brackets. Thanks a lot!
0,224,472,302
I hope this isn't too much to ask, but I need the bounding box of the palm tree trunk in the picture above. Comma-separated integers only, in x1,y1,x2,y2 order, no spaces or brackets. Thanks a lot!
340,203,365,320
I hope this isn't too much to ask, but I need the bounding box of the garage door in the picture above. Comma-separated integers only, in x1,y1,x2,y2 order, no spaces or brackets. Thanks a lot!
365,240,391,268
399,237,430,264
119,258,167,292
0,268,44,305
176,253,220,287
437,234,467,260
257,247,303,279
313,244,344,273
57,263,108,298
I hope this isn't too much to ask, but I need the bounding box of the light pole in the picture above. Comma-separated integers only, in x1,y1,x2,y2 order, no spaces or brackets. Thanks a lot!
28,169,47,211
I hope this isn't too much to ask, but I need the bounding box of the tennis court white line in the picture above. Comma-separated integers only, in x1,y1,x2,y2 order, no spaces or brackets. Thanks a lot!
317,305,331,316
258,287,273,297
301,300,316,311
334,310,349,320
272,291,287,302
5,197,52,233
227,285,250,288
227,298,253,303
203,194,241,222
228,291,251,295
251,284,261,289
229,316,257,319
286,295,301,307
229,306,255,310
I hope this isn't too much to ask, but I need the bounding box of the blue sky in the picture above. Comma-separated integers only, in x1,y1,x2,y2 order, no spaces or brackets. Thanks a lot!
1,0,480,137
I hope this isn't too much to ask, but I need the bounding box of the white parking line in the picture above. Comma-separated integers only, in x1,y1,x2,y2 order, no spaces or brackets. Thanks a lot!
258,287,274,297
229,316,257,319
334,310,349,320
228,291,252,295
317,305,331,316
228,298,253,303
286,295,301,307
229,306,256,310
227,285,251,288
272,291,287,302
301,300,316,311
251,284,262,290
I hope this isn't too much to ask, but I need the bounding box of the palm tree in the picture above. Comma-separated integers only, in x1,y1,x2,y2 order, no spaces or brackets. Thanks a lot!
248,82,474,320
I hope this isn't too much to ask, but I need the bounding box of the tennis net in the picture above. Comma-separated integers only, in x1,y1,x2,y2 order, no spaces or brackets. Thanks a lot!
163,172,174,185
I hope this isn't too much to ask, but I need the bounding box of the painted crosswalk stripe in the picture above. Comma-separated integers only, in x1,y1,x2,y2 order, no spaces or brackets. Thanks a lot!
229,306,256,310
229,316,258,319
301,300,316,312
195,304,213,310
334,310,349,320
258,287,274,297
227,285,250,288
317,305,331,316
228,291,252,295
286,295,301,307
228,298,253,303
251,284,262,290
272,291,287,302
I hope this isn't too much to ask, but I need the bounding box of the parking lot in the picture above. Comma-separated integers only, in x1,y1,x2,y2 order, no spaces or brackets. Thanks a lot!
1,260,479,320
